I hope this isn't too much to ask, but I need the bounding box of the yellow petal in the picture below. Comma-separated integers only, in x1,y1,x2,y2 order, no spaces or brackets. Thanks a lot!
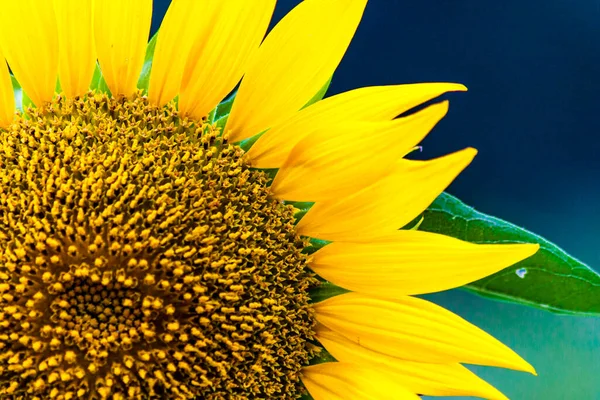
310,229,539,297
178,0,276,120
316,325,509,400
0,51,15,128
271,101,448,202
314,292,536,373
54,0,95,98
148,0,211,107
302,362,419,400
94,0,152,96
247,82,466,168
0,0,58,106
226,0,368,142
296,148,477,241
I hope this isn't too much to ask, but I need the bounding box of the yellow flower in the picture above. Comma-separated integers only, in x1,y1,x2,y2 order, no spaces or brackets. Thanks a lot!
0,0,539,399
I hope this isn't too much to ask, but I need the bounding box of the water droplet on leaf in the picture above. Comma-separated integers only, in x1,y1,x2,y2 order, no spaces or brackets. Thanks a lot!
516,268,527,279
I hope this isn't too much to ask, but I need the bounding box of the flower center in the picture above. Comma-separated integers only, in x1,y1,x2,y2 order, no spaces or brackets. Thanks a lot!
0,93,315,399
48,275,145,358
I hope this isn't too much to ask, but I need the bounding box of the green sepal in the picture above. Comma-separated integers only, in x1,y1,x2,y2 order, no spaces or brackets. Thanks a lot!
309,281,349,304
302,76,332,110
211,91,236,124
285,202,346,304
215,114,229,133
253,167,277,183
11,76,34,113
137,32,159,94
55,79,62,96
420,192,600,315
309,346,337,365
288,201,314,225
11,76,24,113
211,91,237,139
238,131,264,152
300,332,338,400
90,63,112,95
11,76,63,114
302,237,329,255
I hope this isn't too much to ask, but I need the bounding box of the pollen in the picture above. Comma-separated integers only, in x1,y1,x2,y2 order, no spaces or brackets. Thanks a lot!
0,93,316,399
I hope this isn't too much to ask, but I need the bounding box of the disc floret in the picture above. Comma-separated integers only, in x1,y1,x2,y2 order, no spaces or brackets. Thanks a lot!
0,93,315,399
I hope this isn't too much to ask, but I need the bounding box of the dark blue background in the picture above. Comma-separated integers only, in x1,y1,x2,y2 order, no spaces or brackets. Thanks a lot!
152,1,600,398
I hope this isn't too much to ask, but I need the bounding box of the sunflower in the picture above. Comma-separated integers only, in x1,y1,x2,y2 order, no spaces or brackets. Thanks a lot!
0,0,539,399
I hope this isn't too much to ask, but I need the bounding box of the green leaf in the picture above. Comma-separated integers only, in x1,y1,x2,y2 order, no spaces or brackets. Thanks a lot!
137,32,159,93
420,192,600,315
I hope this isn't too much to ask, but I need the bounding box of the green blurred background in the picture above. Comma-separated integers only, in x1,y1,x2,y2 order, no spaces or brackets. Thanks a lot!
151,1,600,398
421,291,600,398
